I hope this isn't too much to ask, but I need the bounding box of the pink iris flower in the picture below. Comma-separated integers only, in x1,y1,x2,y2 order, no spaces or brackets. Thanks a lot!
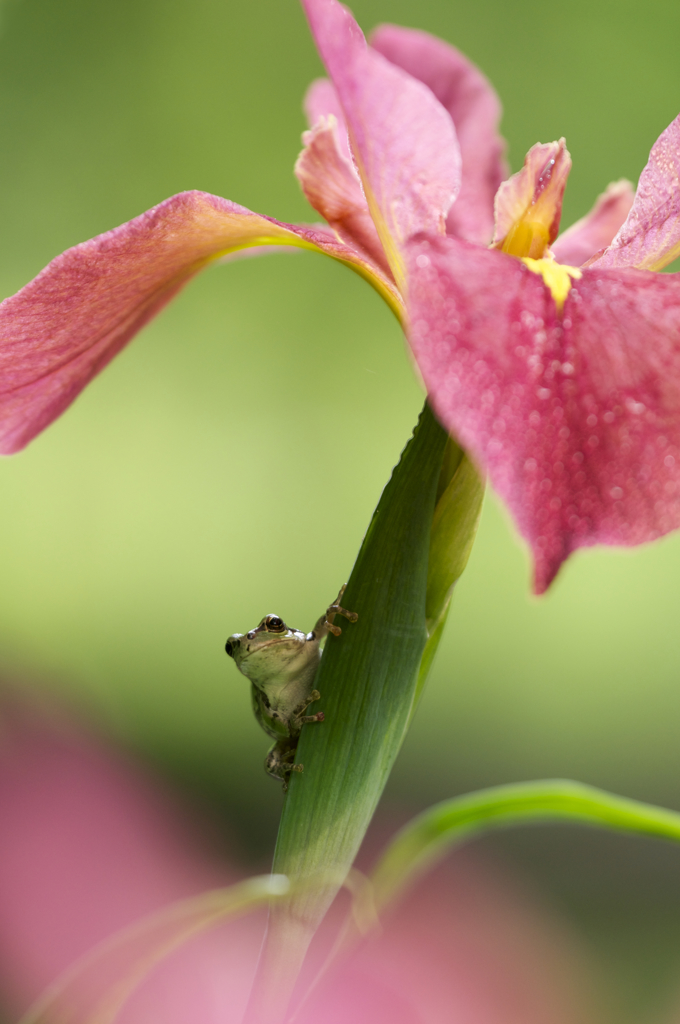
1,0,679,591
0,702,602,1023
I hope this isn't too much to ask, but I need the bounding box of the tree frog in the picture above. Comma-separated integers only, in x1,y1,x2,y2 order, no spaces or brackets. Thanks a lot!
225,586,358,790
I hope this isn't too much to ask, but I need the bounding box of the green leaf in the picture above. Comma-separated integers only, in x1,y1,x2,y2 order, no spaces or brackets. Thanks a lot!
427,446,484,630
413,445,484,720
18,875,290,1024
370,779,680,911
244,404,484,1022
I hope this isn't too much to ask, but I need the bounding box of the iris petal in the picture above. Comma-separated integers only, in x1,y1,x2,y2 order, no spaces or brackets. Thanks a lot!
590,114,680,271
303,79,351,160
300,0,461,289
370,23,507,247
407,233,680,592
551,180,634,268
492,141,571,259
0,190,400,454
295,116,391,276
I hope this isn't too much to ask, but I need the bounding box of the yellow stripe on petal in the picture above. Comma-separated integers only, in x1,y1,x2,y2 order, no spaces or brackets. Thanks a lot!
501,220,551,260
492,140,571,259
521,257,582,311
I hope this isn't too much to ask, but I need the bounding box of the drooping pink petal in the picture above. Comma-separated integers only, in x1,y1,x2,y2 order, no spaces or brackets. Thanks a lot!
407,233,680,592
492,140,571,259
589,114,680,271
370,24,507,247
295,117,391,275
551,180,635,267
300,0,461,288
0,190,400,455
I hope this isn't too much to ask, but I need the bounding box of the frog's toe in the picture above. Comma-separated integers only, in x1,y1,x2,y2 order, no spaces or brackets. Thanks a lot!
325,599,358,634
299,711,324,724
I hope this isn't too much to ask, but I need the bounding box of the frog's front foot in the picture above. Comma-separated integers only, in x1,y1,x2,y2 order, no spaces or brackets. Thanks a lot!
321,584,359,637
293,689,321,716
291,689,325,729
298,710,325,725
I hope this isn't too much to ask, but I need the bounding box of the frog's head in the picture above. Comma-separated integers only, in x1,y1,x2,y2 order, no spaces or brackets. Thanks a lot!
225,614,309,680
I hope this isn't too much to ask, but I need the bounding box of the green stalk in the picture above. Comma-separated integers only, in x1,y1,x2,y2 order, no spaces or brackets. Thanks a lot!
244,403,483,1022
292,780,680,1011
370,779,680,910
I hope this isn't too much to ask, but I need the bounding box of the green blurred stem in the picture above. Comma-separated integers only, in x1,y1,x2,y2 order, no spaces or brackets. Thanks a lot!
414,442,483,719
294,779,680,1008
370,779,680,911
243,403,483,1023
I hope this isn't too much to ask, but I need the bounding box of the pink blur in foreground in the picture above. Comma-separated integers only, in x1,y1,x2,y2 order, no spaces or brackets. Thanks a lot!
0,703,601,1024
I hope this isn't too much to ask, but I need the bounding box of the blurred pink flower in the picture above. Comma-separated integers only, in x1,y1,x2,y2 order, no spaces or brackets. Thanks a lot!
1,0,680,590
0,702,602,1024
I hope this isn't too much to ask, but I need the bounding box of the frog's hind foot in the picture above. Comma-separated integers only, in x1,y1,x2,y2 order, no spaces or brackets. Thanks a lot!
266,742,304,791
280,760,304,793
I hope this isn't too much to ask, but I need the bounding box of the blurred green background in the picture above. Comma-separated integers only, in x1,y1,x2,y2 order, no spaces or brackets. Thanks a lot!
0,0,680,1017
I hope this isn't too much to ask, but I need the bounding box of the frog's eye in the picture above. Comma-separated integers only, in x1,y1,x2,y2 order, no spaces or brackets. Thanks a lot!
225,639,236,657
265,615,285,632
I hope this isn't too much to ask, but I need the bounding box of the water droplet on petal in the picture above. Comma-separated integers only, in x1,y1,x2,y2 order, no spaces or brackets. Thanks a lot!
625,398,645,416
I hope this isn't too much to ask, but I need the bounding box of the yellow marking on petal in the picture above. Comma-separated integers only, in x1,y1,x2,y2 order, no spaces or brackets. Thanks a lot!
501,221,551,259
367,195,407,291
350,144,407,293
493,140,571,260
522,257,582,312
648,235,680,272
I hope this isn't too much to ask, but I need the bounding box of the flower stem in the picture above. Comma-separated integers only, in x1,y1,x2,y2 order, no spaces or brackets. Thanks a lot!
243,402,483,1022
